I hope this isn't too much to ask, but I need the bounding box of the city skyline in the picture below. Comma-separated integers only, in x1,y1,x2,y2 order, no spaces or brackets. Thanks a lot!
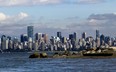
0,0,116,37
0,25,115,39
0,25,115,52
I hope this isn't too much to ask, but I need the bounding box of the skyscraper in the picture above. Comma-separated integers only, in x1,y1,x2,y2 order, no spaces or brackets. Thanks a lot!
74,32,77,41
96,37,100,47
57,32,62,40
1,35,8,50
100,34,105,45
35,33,42,40
69,34,74,40
27,26,34,40
20,34,28,42
42,34,48,43
82,32,86,39
96,30,100,38
62,37,67,43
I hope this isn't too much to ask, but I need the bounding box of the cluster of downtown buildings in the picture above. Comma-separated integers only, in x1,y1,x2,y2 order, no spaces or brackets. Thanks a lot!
0,26,116,52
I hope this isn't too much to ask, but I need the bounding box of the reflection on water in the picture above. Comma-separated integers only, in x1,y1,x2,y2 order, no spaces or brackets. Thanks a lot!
0,52,116,72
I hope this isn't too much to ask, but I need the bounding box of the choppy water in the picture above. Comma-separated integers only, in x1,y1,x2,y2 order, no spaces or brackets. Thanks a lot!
0,52,116,72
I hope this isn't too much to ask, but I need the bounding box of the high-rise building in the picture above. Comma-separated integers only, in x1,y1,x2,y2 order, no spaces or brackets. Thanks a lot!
62,37,67,43
7,36,13,49
100,34,105,45
27,26,34,40
7,36,11,40
33,41,38,51
82,32,86,39
35,33,42,40
96,30,100,38
13,37,19,49
69,34,74,40
74,32,77,41
8,40,13,49
96,37,100,47
42,34,48,43
69,34,76,48
1,35,6,42
20,34,28,42
1,35,8,50
57,32,62,39
27,41,33,50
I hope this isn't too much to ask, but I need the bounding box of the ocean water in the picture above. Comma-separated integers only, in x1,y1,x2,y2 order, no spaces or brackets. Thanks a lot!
0,52,116,72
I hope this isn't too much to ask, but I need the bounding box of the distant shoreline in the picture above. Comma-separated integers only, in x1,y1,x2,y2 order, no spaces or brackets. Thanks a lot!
1,50,116,59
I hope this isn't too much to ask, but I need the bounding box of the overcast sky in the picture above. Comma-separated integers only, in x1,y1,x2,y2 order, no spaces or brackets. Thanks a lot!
0,0,116,38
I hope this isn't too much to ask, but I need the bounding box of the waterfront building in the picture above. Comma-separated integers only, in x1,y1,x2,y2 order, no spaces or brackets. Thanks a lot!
28,37,33,42
57,32,62,40
42,34,48,43
23,41,28,49
8,40,13,49
86,36,93,42
27,26,34,40
96,30,100,38
13,37,19,50
40,42,45,51
1,35,8,50
96,37,100,48
69,34,74,40
82,32,86,39
20,34,28,42
54,44,58,51
69,34,77,49
33,41,38,51
100,34,105,45
49,44,54,51
104,36,111,46
19,43,23,49
35,33,42,41
5,39,9,50
62,44,67,51
92,40,96,48
74,32,77,41
27,37,33,50
7,36,12,40
61,37,67,43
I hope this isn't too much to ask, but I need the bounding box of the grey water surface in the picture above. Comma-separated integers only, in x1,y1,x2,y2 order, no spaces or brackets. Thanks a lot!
0,52,116,72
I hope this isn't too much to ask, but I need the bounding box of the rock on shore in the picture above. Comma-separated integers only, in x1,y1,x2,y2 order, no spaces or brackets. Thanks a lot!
29,52,48,58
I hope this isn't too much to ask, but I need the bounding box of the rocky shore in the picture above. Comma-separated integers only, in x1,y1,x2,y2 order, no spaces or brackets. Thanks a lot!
29,50,116,59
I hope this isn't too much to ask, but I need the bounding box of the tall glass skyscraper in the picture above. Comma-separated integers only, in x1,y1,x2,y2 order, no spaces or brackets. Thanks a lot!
1,35,8,50
82,32,86,39
74,32,77,41
27,26,34,40
20,34,28,42
57,32,62,39
96,30,100,38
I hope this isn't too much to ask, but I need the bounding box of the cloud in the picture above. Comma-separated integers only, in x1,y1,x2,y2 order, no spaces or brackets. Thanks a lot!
0,13,7,21
87,13,116,27
77,0,105,4
67,13,116,28
0,13,79,37
0,12,29,35
66,13,116,37
88,13,116,20
0,0,60,6
0,12,115,37
0,0,107,7
0,12,28,21
18,12,28,18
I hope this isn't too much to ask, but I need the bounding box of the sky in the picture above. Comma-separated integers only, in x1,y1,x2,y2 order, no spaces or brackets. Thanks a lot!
0,0,116,38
